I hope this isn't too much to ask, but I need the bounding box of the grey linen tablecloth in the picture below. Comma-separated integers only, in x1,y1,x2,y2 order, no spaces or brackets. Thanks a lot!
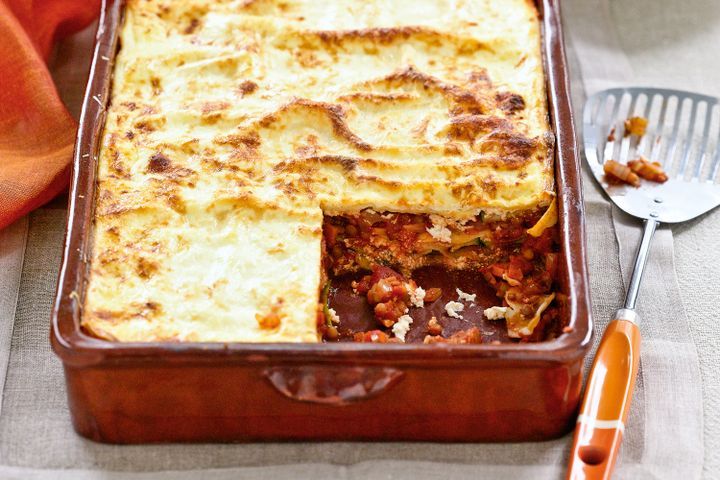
1,0,718,478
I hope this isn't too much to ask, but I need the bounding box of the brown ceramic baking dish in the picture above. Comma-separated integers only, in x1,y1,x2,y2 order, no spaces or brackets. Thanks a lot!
51,0,592,443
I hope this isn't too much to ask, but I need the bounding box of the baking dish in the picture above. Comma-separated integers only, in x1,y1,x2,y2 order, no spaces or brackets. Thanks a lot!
51,0,592,443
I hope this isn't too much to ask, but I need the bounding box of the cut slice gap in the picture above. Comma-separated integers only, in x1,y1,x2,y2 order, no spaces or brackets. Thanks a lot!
318,207,563,343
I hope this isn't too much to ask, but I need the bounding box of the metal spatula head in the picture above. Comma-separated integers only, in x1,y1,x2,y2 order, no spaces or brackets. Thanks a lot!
570,88,720,478
584,87,720,222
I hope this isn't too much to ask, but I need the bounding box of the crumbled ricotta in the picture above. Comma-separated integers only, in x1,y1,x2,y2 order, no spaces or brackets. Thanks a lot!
408,285,426,308
456,288,476,303
392,314,414,342
426,214,452,243
327,307,340,324
444,301,464,319
484,306,509,320
449,217,472,231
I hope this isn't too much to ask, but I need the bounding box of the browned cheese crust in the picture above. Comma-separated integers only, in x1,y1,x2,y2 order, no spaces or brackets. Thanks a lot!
83,0,554,342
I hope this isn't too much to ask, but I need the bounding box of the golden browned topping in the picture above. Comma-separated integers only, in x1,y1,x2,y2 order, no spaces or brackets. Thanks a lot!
256,301,283,329
147,153,171,172
83,0,553,343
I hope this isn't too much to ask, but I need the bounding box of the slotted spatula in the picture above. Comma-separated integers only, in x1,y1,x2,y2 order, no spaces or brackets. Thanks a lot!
567,87,720,480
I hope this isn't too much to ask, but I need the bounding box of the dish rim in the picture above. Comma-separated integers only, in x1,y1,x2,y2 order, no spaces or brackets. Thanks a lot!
51,0,593,368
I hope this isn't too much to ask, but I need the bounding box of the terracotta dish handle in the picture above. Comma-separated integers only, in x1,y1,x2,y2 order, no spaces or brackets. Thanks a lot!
567,313,641,480
264,365,405,405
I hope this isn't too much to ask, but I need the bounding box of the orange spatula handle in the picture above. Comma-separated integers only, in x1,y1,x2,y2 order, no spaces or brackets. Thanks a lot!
567,313,641,480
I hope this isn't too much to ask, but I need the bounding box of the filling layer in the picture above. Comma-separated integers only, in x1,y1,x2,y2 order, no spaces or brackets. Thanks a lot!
318,206,560,343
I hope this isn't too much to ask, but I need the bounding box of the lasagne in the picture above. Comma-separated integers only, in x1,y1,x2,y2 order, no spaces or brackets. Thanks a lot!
83,0,559,343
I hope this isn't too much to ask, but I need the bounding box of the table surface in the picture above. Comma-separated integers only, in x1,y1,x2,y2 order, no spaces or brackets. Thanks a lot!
577,1,720,476
1,0,719,478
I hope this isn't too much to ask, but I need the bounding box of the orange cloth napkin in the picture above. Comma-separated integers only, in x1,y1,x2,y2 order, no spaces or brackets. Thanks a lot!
0,0,99,229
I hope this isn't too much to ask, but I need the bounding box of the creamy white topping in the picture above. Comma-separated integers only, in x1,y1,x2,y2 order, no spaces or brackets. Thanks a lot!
83,0,551,343
456,288,476,303
392,314,414,342
484,306,509,320
327,307,340,324
444,301,464,319
426,214,452,243
409,285,426,308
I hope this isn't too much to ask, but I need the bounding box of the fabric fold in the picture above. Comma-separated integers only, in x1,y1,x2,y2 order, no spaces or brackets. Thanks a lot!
0,0,99,230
